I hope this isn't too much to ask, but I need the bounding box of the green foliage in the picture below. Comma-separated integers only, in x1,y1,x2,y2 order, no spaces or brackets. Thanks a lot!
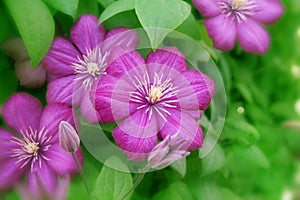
42,0,79,19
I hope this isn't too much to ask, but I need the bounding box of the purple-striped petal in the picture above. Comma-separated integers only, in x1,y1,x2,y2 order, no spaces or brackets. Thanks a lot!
160,109,203,150
204,14,237,51
146,47,188,73
39,103,78,140
253,0,284,25
42,38,80,77
237,19,270,54
101,27,139,55
46,75,84,107
192,0,221,18
27,161,57,195
70,14,106,55
175,70,215,110
44,144,83,176
2,93,43,134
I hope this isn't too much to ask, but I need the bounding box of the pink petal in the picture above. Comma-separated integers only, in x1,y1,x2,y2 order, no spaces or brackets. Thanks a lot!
237,18,270,54
44,144,83,176
46,75,84,107
252,0,284,25
15,61,46,88
204,14,237,51
192,0,221,18
174,70,215,111
70,14,106,55
101,27,139,55
42,38,80,76
91,74,136,123
160,109,203,150
39,103,78,140
146,47,188,73
27,161,57,195
0,129,28,190
2,93,43,134
80,91,100,123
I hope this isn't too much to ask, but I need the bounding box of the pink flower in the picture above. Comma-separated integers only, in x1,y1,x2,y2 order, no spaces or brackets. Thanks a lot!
91,47,215,160
192,0,284,54
42,14,139,123
0,93,83,194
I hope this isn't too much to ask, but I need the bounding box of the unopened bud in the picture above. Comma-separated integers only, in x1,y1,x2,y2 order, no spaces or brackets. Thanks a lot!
59,121,80,152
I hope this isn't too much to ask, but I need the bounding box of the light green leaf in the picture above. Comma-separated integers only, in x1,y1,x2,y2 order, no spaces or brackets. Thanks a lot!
94,156,133,200
135,0,191,48
219,187,242,200
153,182,194,200
170,157,187,177
4,0,55,67
175,14,201,40
98,0,116,8
99,0,135,23
42,0,79,19
202,143,225,175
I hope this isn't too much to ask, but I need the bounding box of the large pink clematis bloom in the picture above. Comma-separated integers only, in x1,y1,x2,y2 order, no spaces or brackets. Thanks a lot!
42,14,139,123
91,47,215,160
192,0,284,54
0,93,83,194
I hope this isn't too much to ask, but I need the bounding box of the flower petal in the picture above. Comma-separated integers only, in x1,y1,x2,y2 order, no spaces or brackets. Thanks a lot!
192,0,221,18
80,91,100,123
204,15,237,51
175,70,215,110
146,47,188,73
27,161,57,195
237,19,270,54
101,27,139,55
39,103,78,140
46,75,84,107
160,109,203,150
70,14,106,54
0,129,28,190
253,0,284,25
42,38,80,76
44,144,83,176
2,93,43,134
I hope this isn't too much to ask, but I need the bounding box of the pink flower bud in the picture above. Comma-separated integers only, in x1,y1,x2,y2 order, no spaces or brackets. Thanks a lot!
59,121,80,153
148,132,190,170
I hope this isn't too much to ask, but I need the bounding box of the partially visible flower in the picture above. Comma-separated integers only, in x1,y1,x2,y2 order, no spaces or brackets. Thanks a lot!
148,133,190,170
59,121,80,153
0,93,83,194
18,174,70,200
1,38,46,88
91,47,215,160
192,0,284,54
42,14,139,123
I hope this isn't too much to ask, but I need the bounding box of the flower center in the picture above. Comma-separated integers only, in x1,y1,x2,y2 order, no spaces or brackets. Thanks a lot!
232,0,247,9
23,140,39,155
72,47,108,90
149,86,163,103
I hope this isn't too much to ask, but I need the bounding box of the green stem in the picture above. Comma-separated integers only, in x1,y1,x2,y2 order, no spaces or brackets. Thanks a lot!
71,152,89,194
121,172,145,200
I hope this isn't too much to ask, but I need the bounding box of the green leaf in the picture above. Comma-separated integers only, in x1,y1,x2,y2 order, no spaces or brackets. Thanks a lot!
219,187,242,200
135,0,190,48
170,157,186,177
202,143,225,175
98,0,116,8
153,182,195,200
94,156,133,200
99,0,135,23
42,0,79,19
76,0,99,18
175,14,201,40
4,0,55,67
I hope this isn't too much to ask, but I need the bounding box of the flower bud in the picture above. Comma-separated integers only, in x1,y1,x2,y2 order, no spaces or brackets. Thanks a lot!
59,121,80,153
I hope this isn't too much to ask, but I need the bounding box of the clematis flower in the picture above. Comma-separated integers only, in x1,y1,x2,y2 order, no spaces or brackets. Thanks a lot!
148,132,190,170
91,47,215,160
42,14,139,123
192,0,284,54
0,93,83,194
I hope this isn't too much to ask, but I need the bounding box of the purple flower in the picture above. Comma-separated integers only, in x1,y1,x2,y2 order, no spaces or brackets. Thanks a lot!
91,47,215,160
148,133,190,170
42,14,139,123
192,0,284,54
0,93,83,194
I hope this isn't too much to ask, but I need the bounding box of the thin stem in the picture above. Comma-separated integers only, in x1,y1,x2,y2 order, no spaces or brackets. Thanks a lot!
71,152,89,194
120,172,146,200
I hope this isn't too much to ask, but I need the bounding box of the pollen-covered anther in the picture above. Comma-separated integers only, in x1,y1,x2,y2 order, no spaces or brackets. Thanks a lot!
23,140,39,155
149,86,163,103
232,0,247,9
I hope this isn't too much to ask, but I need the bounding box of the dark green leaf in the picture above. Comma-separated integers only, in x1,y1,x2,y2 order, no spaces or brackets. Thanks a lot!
42,0,79,19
